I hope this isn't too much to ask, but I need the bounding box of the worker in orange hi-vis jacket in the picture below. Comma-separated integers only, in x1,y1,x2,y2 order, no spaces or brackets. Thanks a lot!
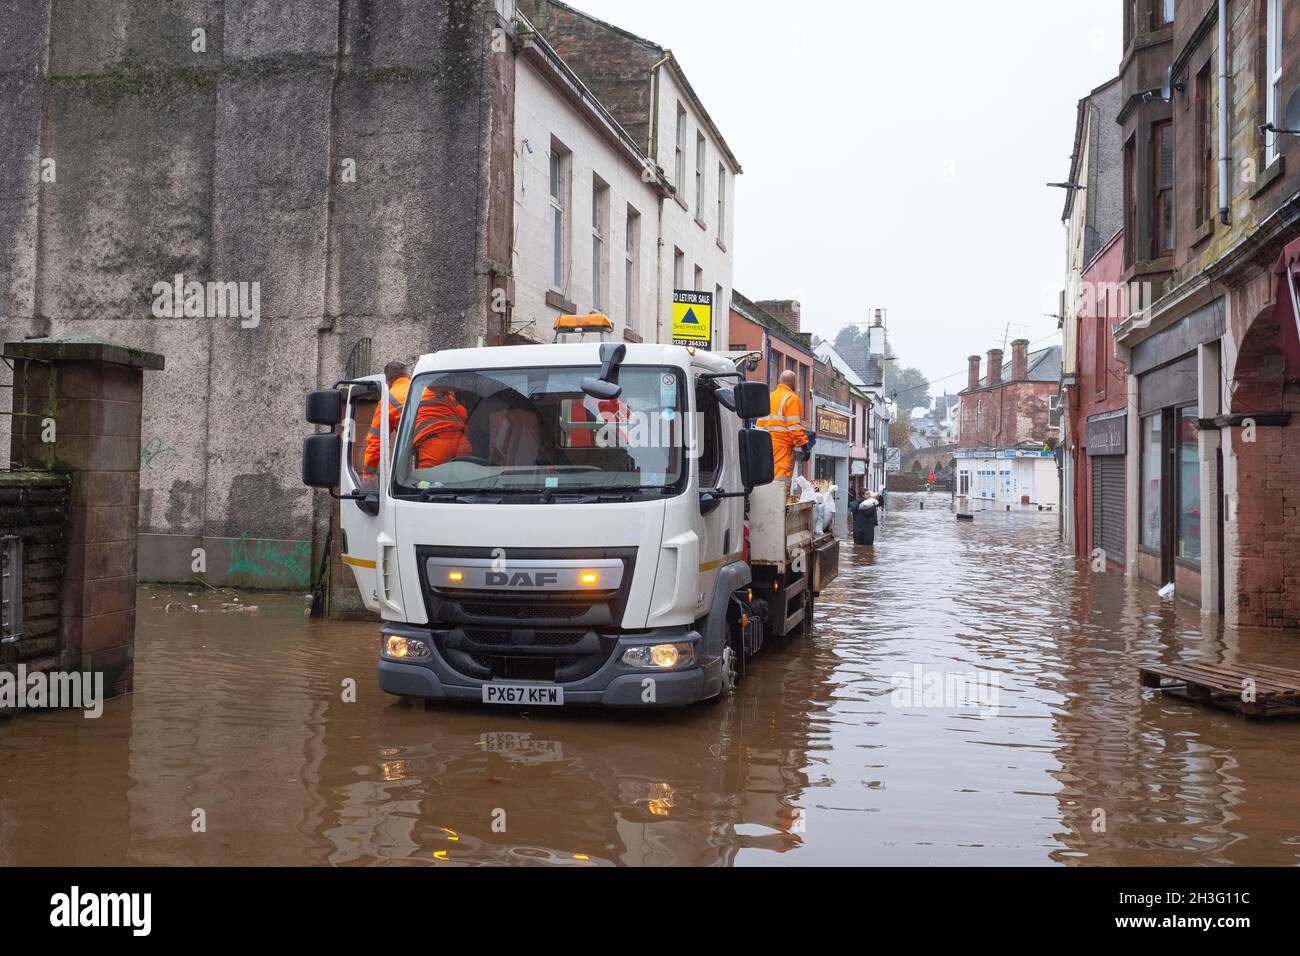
410,386,473,468
363,361,412,472
755,369,809,481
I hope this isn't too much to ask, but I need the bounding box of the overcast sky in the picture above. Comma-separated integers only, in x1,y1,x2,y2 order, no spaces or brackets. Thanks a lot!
575,0,1118,398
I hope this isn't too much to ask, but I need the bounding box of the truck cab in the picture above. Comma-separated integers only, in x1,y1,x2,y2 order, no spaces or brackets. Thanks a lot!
303,336,829,708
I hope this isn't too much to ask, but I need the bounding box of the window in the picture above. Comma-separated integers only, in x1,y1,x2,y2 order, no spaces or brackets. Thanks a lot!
959,471,971,496
716,163,726,238
1123,136,1137,266
2,535,22,642
391,366,686,497
1124,0,1136,47
695,382,722,488
673,248,684,289
693,265,704,294
1048,393,1062,430
1155,0,1175,27
1177,406,1200,561
674,102,687,191
1141,414,1162,549
591,177,608,312
1266,0,1283,165
1195,65,1212,226
548,141,570,290
345,387,382,489
624,205,640,332
695,132,706,219
1153,121,1174,256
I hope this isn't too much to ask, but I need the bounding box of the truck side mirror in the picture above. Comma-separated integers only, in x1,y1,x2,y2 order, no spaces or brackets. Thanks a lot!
733,381,769,421
738,428,774,488
582,342,626,399
306,388,343,426
302,433,342,488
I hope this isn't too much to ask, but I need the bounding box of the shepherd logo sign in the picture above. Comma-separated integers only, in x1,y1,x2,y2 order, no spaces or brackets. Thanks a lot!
672,290,712,348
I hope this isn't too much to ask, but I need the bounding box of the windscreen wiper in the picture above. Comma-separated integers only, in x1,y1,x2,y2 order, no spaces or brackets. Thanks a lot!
418,490,481,503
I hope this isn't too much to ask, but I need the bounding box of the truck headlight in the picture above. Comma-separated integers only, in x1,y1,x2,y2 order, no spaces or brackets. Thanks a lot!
621,642,694,668
384,635,431,661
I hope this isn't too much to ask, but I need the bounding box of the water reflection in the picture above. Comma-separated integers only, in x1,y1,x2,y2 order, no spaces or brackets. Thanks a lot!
1,493,1299,865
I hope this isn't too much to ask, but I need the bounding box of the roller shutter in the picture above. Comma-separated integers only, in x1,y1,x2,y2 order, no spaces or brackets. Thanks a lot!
1091,456,1126,565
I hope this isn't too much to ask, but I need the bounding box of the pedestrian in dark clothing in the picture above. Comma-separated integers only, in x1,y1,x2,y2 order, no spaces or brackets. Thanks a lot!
854,491,879,545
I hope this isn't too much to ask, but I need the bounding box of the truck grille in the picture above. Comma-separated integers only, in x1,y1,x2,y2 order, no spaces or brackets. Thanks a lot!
464,628,586,648
470,655,557,682
414,545,637,685
443,629,614,683
458,602,590,621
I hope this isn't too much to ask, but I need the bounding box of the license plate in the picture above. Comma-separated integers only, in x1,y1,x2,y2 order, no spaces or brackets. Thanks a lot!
482,683,564,706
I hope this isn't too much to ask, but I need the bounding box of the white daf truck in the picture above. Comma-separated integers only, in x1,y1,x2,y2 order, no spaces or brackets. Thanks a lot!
302,323,838,708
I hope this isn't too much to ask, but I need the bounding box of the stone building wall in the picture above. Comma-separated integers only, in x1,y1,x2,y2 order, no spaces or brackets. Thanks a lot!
0,0,508,598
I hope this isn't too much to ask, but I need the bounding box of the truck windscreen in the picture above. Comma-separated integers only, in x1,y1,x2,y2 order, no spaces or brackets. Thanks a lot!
389,365,687,499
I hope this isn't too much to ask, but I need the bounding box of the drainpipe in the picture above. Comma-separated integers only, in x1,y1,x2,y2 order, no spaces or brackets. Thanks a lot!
654,203,665,343
1218,0,1231,226
648,51,671,344
647,52,672,164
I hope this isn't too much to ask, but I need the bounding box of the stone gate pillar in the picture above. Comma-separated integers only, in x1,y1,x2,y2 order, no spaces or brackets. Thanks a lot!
5,336,164,699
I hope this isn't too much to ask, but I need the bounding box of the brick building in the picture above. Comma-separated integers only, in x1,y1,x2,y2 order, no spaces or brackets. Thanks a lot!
1059,73,1128,569
1106,0,1300,620
1059,76,1124,552
1071,231,1130,569
954,340,1063,511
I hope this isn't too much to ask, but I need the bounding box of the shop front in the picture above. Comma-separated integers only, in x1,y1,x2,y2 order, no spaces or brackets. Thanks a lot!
953,449,1057,511
1131,326,1214,605
811,403,850,536
1084,410,1126,569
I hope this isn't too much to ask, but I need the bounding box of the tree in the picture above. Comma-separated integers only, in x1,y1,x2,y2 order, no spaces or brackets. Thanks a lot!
890,416,913,449
890,366,931,422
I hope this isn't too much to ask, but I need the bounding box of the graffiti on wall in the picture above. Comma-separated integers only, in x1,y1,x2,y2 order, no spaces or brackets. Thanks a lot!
224,533,311,589
140,437,181,471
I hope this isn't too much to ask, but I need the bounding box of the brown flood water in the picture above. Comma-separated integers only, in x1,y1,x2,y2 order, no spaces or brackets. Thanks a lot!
3,492,1300,866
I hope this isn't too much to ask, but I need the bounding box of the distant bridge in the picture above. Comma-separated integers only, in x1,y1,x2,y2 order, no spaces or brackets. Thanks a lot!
900,442,957,476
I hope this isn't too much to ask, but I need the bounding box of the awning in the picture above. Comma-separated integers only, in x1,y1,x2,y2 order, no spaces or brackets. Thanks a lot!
1275,235,1300,379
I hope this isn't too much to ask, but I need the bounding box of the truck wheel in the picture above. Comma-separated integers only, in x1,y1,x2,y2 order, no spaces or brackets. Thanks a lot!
719,644,738,697
798,590,815,637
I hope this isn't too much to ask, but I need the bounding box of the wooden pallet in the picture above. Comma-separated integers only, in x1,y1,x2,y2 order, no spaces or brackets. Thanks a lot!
1139,660,1300,718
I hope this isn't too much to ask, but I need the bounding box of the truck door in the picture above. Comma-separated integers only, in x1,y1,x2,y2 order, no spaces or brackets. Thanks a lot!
338,375,387,611
693,379,734,609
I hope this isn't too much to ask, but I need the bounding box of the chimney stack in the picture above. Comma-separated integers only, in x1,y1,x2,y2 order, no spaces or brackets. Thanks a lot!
1011,338,1029,380
755,299,801,333
967,355,981,391
986,348,1003,387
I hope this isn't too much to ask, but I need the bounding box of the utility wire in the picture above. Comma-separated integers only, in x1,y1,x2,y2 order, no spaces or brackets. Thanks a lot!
887,330,1064,402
